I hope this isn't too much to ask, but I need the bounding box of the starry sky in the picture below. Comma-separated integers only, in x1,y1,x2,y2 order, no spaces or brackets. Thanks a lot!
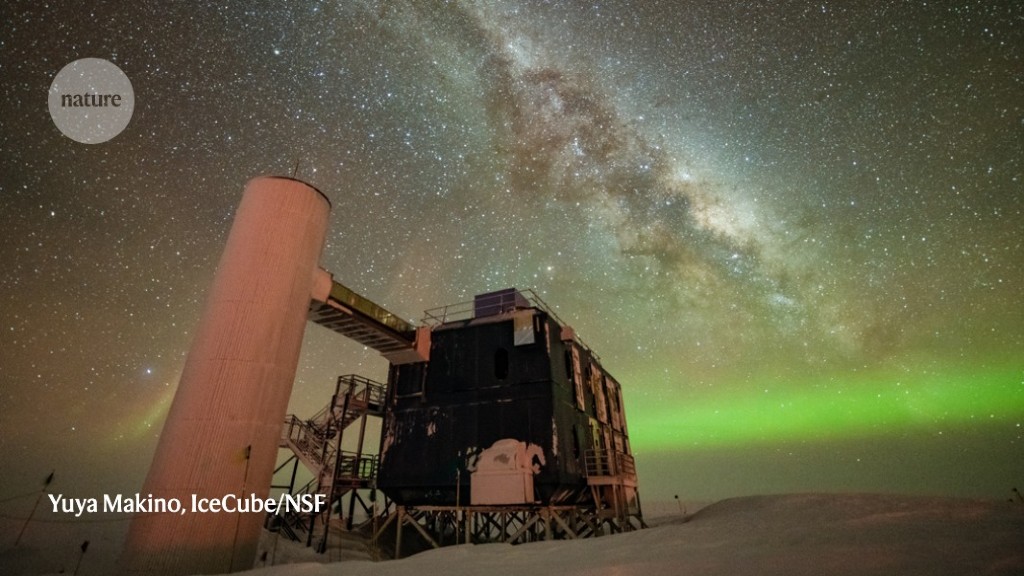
1,0,1023,562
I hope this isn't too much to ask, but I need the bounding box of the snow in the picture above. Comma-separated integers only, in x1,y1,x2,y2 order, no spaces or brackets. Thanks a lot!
241,493,1024,576
5,493,1022,575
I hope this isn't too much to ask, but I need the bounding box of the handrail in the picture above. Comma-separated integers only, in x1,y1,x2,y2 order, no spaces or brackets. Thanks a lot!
283,414,337,470
584,448,636,479
327,282,415,336
420,289,600,361
334,451,378,482
335,374,387,410
423,288,565,326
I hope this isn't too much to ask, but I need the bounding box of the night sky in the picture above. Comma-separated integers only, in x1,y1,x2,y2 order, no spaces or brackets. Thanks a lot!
1,0,1023,561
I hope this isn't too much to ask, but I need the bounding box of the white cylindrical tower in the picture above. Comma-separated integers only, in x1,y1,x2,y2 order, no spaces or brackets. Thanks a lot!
121,176,331,575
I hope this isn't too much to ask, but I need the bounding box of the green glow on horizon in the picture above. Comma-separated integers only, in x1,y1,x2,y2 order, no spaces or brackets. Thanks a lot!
627,363,1024,452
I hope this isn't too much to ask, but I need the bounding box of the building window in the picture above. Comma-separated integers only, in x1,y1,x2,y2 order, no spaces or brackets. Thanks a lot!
494,347,509,380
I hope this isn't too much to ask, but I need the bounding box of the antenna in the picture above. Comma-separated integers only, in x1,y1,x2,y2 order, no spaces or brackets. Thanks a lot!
292,159,301,179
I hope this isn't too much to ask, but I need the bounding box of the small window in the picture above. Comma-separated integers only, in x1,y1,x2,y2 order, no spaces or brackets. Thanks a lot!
494,347,509,380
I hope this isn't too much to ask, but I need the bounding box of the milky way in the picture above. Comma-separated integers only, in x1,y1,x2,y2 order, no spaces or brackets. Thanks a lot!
1,2,1022,567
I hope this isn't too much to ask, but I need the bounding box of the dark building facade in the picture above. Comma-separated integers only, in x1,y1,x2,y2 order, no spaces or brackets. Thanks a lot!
378,289,637,511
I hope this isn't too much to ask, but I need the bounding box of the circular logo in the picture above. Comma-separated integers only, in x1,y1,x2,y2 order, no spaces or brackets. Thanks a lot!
48,58,134,144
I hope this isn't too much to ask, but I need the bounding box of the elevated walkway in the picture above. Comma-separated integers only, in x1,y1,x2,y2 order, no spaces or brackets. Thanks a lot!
308,280,415,354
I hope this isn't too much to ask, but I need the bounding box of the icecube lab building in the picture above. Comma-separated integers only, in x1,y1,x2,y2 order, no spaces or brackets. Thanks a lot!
122,177,643,574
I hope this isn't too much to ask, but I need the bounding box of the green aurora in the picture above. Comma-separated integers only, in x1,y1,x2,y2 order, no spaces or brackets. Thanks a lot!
628,362,1024,452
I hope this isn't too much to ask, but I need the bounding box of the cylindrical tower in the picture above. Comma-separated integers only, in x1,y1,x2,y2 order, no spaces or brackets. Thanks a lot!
121,176,331,575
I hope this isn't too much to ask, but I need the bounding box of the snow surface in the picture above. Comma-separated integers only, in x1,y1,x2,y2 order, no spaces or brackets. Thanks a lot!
7,493,1022,575
247,493,1024,576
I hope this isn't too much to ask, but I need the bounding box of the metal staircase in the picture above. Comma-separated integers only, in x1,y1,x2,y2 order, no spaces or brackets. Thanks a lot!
270,374,387,549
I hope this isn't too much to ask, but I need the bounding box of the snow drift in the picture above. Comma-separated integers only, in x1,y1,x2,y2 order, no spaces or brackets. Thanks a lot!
6,492,1022,575
244,493,1023,576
